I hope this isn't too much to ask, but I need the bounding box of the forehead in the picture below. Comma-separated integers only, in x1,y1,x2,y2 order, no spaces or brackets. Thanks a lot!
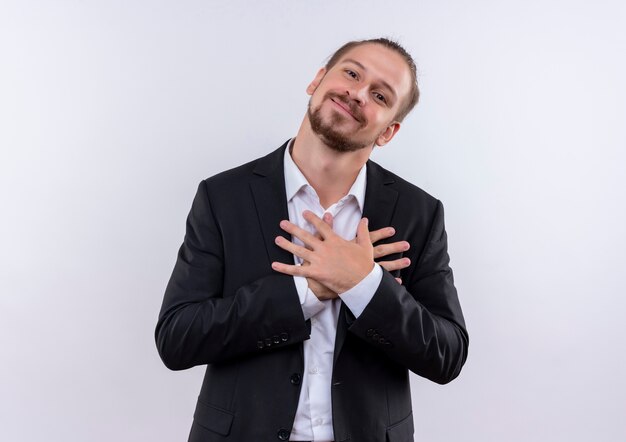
333,43,412,102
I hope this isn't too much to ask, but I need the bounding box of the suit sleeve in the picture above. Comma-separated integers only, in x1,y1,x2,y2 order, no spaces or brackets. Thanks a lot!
348,200,469,384
155,181,310,371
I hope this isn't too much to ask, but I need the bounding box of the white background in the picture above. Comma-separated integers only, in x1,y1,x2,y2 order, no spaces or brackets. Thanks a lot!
1,1,625,441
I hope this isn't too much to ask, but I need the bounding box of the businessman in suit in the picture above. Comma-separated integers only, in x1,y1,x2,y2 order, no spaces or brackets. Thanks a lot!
156,38,468,442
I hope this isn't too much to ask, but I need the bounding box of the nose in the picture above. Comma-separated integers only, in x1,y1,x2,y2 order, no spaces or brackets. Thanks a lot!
346,84,368,105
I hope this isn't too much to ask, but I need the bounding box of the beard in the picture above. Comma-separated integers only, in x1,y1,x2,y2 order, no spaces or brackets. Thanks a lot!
307,93,376,153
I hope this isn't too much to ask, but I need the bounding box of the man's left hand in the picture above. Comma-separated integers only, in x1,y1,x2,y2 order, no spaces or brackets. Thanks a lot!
272,210,374,294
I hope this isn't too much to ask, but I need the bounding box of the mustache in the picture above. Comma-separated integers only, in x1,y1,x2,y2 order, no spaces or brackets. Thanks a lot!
325,92,366,124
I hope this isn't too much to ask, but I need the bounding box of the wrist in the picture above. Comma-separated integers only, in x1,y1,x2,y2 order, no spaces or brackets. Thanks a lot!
337,262,375,294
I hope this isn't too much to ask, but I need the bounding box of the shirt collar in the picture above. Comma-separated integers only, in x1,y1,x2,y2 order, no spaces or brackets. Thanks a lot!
283,138,367,211
284,139,310,202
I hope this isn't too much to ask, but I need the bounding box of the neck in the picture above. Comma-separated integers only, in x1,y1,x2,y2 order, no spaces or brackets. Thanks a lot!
291,117,372,209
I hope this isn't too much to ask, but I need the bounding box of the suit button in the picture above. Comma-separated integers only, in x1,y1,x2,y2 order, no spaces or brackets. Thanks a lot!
379,337,386,344
277,428,290,440
366,328,374,337
257,340,264,349
290,373,301,385
265,338,272,347
280,332,289,342
273,335,280,344
372,333,380,340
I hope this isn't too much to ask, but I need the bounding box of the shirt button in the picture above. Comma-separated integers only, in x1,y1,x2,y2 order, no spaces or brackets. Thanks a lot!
290,373,302,385
315,418,323,426
310,367,319,374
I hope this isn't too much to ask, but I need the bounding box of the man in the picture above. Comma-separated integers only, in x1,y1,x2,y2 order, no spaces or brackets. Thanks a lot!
156,38,468,442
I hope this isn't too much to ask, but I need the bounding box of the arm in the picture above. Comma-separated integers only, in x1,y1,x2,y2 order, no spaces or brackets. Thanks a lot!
272,203,468,384
155,181,310,371
348,201,468,384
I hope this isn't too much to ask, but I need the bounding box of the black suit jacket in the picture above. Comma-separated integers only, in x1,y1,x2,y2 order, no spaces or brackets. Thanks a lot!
156,141,468,442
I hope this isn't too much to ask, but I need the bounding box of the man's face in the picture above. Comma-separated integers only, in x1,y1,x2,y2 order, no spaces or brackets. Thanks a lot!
306,43,412,153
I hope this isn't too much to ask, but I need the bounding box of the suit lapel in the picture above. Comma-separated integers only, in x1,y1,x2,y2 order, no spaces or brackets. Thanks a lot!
334,160,399,366
249,141,294,267
362,160,400,230
250,147,401,366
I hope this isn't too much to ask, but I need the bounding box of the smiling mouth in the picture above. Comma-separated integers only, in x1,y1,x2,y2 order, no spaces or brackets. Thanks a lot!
330,98,360,122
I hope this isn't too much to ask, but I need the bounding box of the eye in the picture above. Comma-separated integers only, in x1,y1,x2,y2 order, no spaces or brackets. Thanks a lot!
345,69,358,79
373,92,387,103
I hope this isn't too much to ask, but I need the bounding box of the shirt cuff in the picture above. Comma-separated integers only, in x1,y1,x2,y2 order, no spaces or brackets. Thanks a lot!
339,264,383,319
293,276,326,320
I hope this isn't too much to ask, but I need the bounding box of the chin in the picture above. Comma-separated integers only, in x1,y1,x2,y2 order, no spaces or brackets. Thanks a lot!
308,100,374,153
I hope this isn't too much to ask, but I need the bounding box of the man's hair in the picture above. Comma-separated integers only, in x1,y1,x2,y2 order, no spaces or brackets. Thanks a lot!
324,38,419,122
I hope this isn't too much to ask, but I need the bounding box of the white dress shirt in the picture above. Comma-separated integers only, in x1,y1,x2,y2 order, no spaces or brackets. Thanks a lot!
283,140,383,442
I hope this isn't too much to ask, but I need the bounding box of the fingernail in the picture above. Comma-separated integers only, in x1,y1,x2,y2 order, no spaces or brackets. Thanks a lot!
363,217,369,226
389,227,395,234
404,242,410,250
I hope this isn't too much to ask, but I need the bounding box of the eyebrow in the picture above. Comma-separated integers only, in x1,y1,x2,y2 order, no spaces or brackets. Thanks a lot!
342,59,398,101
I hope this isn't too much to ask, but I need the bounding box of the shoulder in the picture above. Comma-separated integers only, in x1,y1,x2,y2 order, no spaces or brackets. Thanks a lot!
199,142,287,193
366,159,441,210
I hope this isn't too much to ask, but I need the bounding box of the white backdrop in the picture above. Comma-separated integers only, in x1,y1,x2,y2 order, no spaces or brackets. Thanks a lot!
1,1,625,441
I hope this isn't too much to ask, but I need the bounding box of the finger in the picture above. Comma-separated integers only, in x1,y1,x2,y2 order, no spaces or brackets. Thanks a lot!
322,212,334,228
312,213,333,242
271,261,312,277
373,241,410,259
369,226,396,244
279,220,321,248
275,236,314,262
355,217,372,246
395,277,403,285
302,210,335,239
377,257,411,272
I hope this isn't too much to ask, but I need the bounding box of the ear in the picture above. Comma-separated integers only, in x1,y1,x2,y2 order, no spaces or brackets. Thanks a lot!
306,68,327,96
375,122,401,147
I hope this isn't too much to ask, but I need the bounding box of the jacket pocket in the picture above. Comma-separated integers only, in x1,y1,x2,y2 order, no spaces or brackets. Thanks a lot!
386,411,414,442
193,399,234,436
